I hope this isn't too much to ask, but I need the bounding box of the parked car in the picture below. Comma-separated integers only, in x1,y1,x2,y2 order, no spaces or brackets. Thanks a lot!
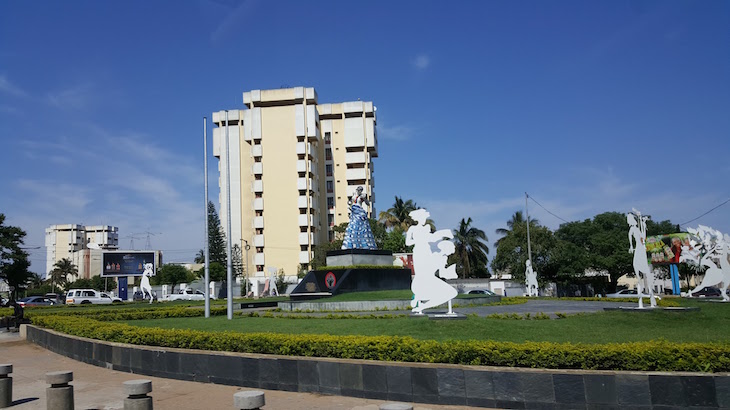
166,288,208,301
468,289,496,296
66,289,122,305
17,296,57,307
690,287,722,297
45,293,65,305
605,289,651,298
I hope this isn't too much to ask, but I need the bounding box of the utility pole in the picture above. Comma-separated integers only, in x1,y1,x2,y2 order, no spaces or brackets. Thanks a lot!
225,110,233,320
525,192,532,264
203,116,211,318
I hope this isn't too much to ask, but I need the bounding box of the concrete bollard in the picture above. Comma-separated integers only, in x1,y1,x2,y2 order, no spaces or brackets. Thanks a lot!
123,379,153,410
233,390,265,409
0,364,12,409
45,371,73,410
379,403,413,410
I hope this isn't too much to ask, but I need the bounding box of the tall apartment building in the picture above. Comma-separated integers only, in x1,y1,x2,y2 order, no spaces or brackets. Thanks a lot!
213,87,378,277
45,224,119,277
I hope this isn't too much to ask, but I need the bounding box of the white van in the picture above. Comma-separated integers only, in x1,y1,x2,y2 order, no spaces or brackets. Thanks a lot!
66,289,122,305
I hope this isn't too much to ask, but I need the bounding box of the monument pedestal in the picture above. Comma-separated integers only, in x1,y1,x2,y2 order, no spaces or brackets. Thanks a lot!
325,249,395,267
290,250,411,301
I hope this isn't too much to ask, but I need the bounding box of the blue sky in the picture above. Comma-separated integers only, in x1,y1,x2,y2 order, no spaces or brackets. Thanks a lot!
1,1,728,273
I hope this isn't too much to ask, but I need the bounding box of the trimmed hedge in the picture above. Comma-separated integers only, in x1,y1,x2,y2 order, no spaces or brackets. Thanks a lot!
31,314,730,372
25,306,227,321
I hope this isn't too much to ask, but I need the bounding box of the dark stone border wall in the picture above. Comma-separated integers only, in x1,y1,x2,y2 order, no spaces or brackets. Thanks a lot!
25,326,730,409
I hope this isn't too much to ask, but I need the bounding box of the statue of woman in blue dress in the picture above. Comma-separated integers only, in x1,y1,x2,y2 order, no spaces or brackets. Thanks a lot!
341,186,377,250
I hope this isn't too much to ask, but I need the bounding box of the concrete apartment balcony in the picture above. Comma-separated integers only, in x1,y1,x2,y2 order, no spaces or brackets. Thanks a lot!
253,253,265,266
345,151,367,165
253,234,264,247
251,145,263,157
298,214,312,227
298,233,313,246
296,160,312,173
252,198,264,211
252,163,263,175
296,142,313,156
299,251,310,264
253,216,264,229
297,195,309,209
346,168,368,181
252,180,263,193
297,177,312,191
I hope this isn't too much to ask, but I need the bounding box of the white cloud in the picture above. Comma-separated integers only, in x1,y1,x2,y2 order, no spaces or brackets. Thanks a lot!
0,75,29,98
6,124,206,266
46,82,95,110
412,54,431,70
377,123,417,141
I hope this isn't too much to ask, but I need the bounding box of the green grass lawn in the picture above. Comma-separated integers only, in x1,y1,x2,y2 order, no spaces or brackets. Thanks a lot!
125,299,730,344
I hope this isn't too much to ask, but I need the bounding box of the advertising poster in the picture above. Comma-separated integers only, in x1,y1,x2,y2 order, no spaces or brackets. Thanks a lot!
102,251,157,276
645,233,691,265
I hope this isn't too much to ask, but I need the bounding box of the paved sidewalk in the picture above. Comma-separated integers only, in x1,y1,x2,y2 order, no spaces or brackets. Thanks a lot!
0,332,482,410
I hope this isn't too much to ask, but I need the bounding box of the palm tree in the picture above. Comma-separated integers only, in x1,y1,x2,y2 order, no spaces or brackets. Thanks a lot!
378,196,419,231
50,258,78,292
453,218,489,278
494,211,539,247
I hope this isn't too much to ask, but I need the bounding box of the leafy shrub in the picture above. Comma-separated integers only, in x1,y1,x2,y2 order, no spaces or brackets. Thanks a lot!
30,314,730,372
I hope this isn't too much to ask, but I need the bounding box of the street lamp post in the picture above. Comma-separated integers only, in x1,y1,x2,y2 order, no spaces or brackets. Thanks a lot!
242,239,251,297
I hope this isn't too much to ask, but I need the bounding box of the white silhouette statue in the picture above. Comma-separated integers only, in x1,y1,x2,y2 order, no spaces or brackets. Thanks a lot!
525,260,539,297
266,267,279,297
406,208,458,314
140,263,154,304
685,225,730,301
627,209,659,308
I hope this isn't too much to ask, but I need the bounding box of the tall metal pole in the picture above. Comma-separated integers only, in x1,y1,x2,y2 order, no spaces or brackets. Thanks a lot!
243,239,250,297
225,110,234,320
203,117,210,318
525,192,532,264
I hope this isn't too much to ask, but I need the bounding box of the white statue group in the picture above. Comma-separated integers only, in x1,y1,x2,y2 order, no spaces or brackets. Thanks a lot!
407,209,458,314
681,225,730,301
628,208,730,307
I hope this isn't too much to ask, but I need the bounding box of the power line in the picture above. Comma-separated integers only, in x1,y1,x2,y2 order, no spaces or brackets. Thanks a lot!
680,197,730,226
526,193,569,223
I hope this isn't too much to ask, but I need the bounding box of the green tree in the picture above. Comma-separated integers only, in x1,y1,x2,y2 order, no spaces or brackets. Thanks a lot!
50,258,78,292
553,212,677,292
195,201,227,265
194,262,227,283
378,196,420,231
155,264,193,293
452,218,490,278
491,220,557,283
494,211,539,247
0,214,32,299
93,275,116,291
382,227,411,253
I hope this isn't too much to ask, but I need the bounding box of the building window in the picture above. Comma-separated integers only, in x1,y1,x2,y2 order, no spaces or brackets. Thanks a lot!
324,132,331,145
326,181,333,193
326,164,333,177
328,214,334,227
326,148,332,160
327,197,334,209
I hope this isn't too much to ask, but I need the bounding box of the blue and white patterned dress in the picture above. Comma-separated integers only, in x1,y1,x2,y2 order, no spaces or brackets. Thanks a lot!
341,204,377,250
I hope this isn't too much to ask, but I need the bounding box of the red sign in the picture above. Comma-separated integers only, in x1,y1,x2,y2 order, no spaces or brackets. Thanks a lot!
324,272,337,289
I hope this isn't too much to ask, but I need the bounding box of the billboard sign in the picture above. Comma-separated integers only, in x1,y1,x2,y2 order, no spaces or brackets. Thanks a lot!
645,233,691,265
102,251,157,277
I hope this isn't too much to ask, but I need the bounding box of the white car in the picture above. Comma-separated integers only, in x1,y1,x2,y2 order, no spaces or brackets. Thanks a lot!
166,288,209,301
66,289,123,305
605,289,650,298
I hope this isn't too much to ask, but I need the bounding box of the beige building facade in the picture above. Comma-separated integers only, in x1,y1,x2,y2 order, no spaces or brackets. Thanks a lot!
213,87,378,277
45,224,119,278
